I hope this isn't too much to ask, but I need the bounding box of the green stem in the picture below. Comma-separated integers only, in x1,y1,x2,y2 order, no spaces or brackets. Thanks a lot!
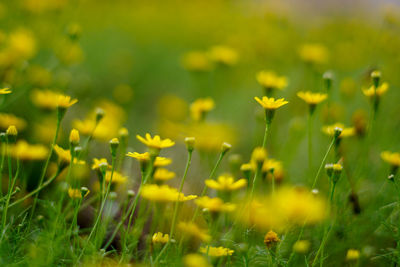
30,109,63,219
262,121,271,149
154,150,193,264
311,137,335,189
308,112,313,173
0,143,5,197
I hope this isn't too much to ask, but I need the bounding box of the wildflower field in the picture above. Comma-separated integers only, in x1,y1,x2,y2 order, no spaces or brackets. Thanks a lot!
1,0,400,266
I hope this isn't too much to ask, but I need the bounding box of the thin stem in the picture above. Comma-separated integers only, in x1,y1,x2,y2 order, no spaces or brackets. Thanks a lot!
311,137,335,189
30,109,63,219
262,121,271,149
0,143,5,197
308,112,313,173
154,150,193,264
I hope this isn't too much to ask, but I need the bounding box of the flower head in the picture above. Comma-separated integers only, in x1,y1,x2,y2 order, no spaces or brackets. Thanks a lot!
195,196,236,213
154,168,176,182
264,230,280,248
293,240,311,254
183,254,212,267
0,88,11,94
31,90,77,110
205,174,247,191
381,151,400,173
254,96,288,110
68,187,90,199
105,171,127,184
346,249,360,261
322,123,355,138
256,71,288,91
10,140,48,160
54,145,85,166
208,45,238,66
178,222,211,242
199,246,234,257
0,113,27,131
190,98,215,122
362,82,389,98
92,158,109,170
141,184,197,202
152,232,169,244
297,91,328,106
136,133,175,150
182,51,212,72
126,152,172,167
299,43,329,64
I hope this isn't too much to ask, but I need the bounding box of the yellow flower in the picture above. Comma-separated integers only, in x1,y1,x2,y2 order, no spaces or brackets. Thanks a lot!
0,88,11,94
92,158,109,170
362,82,389,98
299,43,329,64
31,90,78,110
8,29,37,60
293,240,311,254
178,222,211,242
126,152,172,167
346,249,360,261
199,246,234,257
238,187,327,231
10,140,48,160
322,123,355,138
141,184,197,202
205,175,247,191
152,232,169,244
68,187,90,199
183,254,212,267
154,168,175,181
208,45,238,66
256,71,288,91
381,151,400,167
195,196,236,213
254,96,288,110
136,133,175,150
182,51,213,72
54,145,85,165
190,98,215,122
264,230,280,248
69,128,80,145
262,159,284,182
105,171,127,184
251,147,267,165
6,125,17,136
0,113,27,131
297,91,328,106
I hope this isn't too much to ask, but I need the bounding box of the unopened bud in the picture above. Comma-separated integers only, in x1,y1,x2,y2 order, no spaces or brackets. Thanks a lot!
69,128,80,146
95,108,105,123
184,137,195,152
371,70,381,88
333,127,343,139
221,142,232,155
80,187,90,198
6,125,17,143
110,138,119,157
127,190,135,198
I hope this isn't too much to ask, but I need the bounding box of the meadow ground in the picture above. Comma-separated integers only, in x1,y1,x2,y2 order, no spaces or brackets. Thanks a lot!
1,0,400,266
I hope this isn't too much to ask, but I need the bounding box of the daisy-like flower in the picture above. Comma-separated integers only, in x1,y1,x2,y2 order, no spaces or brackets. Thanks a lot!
199,246,234,257
57,94,78,109
68,187,90,199
322,123,355,139
362,82,389,98
53,145,85,165
154,168,176,182
195,196,236,213
126,152,172,167
105,170,127,184
381,151,400,174
190,98,215,122
136,133,175,151
92,158,109,170
10,140,48,161
256,71,288,93
0,113,27,131
297,91,327,111
178,222,211,242
152,232,169,244
141,184,197,202
31,90,77,110
205,174,247,191
0,88,11,94
254,96,289,110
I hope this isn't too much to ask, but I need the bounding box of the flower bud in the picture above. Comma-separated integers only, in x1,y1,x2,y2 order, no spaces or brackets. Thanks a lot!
110,138,119,157
6,125,17,143
184,137,195,152
221,142,232,155
371,70,381,88
333,127,343,139
109,191,118,200
323,71,333,91
325,163,334,178
80,187,90,198
251,147,267,167
127,189,135,198
240,163,253,181
69,129,80,146
95,108,105,123
332,163,343,183
0,133,6,143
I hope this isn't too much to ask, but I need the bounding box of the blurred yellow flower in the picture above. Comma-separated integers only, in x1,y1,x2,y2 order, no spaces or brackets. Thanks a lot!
293,240,311,254
0,88,11,94
136,133,175,150
190,98,215,122
346,249,360,261
264,230,280,248
262,158,284,182
31,90,77,110
158,94,188,122
152,232,169,244
92,158,109,170
105,171,127,184
322,123,355,138
126,152,172,167
205,174,247,191
199,246,234,257
381,151,400,167
299,43,329,64
8,29,36,60
362,82,389,98
178,222,211,242
297,91,328,106
154,168,175,181
254,96,288,110
208,45,238,66
195,196,236,213
10,140,48,161
57,94,78,109
141,184,197,202
0,113,26,131
54,145,85,165
182,51,213,72
251,147,267,165
113,84,133,104
256,71,288,91
68,187,90,199
183,253,211,267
